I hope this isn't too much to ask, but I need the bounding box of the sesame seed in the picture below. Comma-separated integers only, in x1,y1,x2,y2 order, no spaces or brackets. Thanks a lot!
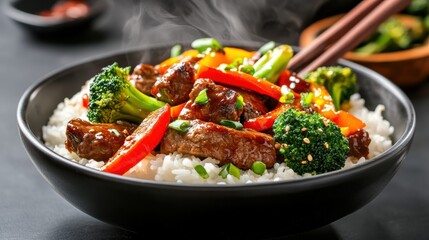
303,138,310,144
324,142,329,148
301,127,307,132
301,160,308,164
318,128,323,132
307,154,313,161
285,125,290,132
282,143,289,148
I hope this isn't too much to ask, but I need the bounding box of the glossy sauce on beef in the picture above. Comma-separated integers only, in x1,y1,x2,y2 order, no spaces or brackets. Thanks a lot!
65,118,137,162
232,87,268,121
348,129,371,160
151,61,196,105
128,64,160,96
179,78,244,123
161,119,277,170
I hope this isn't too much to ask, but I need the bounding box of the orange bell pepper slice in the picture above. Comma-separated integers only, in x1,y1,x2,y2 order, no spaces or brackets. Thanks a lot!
309,83,365,136
170,102,186,119
224,47,255,63
332,110,366,136
197,51,228,68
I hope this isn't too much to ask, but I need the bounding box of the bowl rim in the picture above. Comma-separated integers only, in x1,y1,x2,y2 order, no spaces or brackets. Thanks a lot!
300,14,429,63
16,42,416,189
3,0,108,27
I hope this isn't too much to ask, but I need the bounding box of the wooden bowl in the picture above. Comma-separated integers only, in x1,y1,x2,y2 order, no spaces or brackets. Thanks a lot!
300,14,429,87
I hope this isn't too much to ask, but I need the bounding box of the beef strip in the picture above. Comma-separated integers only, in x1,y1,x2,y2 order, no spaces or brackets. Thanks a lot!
179,55,202,66
348,129,371,161
65,118,137,162
128,64,160,96
161,119,277,170
232,87,268,121
179,78,244,124
151,61,196,105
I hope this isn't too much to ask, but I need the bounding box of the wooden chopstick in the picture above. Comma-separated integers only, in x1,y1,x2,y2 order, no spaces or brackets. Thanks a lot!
290,0,413,77
287,0,383,72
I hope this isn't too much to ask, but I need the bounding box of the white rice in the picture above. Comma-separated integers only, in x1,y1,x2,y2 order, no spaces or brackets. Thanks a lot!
42,82,394,184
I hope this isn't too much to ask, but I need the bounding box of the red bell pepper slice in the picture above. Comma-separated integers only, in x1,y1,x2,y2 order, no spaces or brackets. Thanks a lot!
277,69,292,87
102,104,171,175
243,103,291,132
82,93,89,109
196,65,282,100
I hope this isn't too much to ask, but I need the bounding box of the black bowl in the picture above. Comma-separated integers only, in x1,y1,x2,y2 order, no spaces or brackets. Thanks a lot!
17,42,415,237
4,0,108,35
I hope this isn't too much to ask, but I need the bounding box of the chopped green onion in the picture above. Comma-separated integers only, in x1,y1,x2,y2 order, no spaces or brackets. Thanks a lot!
194,165,209,179
223,64,236,71
224,58,243,71
108,128,121,137
279,85,295,104
195,88,209,104
258,41,276,55
223,58,254,74
219,165,229,179
252,51,270,71
251,161,266,175
220,119,243,130
300,92,314,108
170,44,182,57
239,65,255,75
236,95,244,110
191,38,224,54
228,163,241,179
168,119,191,132
219,163,241,179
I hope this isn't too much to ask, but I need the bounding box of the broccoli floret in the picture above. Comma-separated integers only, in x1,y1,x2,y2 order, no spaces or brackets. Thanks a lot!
88,62,166,123
272,108,349,175
304,66,357,111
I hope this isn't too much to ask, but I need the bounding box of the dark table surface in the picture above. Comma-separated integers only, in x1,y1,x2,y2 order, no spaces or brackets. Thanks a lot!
1,1,428,239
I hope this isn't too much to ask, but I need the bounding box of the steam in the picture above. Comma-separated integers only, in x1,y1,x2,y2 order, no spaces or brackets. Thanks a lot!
121,0,333,49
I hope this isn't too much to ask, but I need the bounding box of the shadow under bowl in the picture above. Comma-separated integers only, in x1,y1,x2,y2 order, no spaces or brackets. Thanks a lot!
3,0,108,35
300,14,429,87
17,41,415,237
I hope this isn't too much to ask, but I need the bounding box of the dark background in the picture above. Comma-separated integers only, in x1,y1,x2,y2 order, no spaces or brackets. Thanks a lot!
1,0,428,239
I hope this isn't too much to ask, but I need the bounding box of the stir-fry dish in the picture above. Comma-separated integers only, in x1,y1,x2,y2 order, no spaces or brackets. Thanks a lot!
44,38,393,183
